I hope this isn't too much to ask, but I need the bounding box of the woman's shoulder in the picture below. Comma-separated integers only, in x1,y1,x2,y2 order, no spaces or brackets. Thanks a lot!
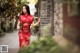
29,15,33,17
19,15,25,19
18,15,24,20
19,15,23,17
28,15,34,19
28,15,34,21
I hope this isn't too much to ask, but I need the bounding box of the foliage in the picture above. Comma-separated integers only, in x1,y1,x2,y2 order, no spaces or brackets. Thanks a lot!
41,24,51,36
0,0,18,32
0,0,17,12
0,27,5,36
18,36,68,53
17,0,30,5
0,28,3,33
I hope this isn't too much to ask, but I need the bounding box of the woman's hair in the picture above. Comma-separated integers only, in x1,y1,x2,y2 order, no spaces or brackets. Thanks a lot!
21,4,30,15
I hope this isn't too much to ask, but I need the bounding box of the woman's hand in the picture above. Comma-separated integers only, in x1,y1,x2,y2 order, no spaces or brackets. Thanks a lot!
17,26,20,30
31,18,40,27
38,18,40,23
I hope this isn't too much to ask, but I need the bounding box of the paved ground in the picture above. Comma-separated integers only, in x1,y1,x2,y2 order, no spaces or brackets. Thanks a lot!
1,30,80,53
53,35,80,53
0,30,38,53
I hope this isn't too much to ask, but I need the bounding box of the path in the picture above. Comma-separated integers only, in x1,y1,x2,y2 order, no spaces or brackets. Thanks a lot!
0,30,38,53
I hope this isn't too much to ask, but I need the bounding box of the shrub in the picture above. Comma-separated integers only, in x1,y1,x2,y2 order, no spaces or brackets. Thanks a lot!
18,36,68,53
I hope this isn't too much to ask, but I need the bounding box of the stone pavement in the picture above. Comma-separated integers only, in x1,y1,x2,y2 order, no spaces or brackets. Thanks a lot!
0,30,38,53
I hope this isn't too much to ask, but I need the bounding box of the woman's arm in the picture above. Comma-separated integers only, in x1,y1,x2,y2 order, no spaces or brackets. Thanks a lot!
30,18,40,28
17,20,20,30
33,18,40,26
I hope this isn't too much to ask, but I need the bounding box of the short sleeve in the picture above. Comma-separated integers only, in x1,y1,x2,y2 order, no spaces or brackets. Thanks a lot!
18,15,22,21
29,15,34,24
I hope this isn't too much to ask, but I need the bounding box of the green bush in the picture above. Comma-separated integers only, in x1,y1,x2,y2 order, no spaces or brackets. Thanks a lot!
18,36,68,53
0,28,5,36
0,28,3,33
41,24,51,36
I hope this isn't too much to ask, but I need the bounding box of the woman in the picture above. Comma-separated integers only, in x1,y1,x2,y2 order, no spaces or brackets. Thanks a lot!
17,4,40,48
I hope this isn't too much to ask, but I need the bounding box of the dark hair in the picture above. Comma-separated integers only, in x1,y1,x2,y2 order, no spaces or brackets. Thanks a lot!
21,4,30,15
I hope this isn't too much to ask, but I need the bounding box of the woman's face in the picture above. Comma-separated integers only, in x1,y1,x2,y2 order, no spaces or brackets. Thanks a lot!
22,6,27,14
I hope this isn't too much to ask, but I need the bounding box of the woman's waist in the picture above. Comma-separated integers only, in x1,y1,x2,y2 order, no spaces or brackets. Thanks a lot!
19,28,30,33
20,27,30,30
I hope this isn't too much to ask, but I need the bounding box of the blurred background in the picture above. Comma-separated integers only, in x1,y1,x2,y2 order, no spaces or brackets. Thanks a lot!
0,0,80,53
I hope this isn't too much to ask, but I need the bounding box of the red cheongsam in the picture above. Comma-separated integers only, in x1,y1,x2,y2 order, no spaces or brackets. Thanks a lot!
18,14,34,48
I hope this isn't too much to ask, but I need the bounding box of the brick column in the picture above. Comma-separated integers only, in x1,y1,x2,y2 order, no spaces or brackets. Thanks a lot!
39,0,53,36
54,0,63,36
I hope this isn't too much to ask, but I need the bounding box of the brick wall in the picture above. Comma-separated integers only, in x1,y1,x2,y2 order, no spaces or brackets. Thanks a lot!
39,0,53,36
54,0,63,36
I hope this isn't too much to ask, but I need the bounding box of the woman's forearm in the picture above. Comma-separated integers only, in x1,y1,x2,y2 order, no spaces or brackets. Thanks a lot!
17,20,20,29
33,21,39,26
33,18,40,26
